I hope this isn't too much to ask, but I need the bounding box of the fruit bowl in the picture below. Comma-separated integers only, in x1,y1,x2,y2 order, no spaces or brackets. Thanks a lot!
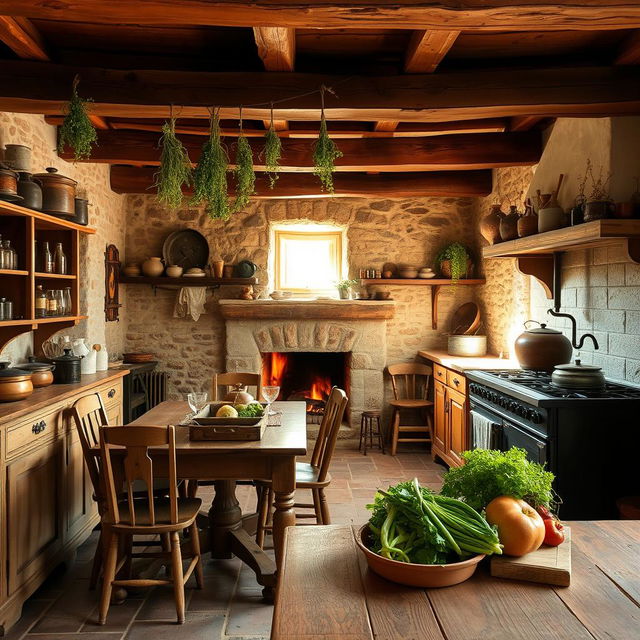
355,524,485,588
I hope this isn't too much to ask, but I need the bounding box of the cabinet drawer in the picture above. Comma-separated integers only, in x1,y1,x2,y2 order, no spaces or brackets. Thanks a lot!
98,380,122,408
446,370,466,393
6,406,65,458
434,364,448,383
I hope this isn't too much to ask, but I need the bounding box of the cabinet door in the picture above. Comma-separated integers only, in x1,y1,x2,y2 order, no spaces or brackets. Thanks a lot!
7,440,63,594
106,403,122,426
433,381,447,452
64,431,96,543
447,388,468,468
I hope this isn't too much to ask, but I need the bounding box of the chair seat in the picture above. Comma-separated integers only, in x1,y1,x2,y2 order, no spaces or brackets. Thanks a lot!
256,462,331,489
389,399,433,409
109,497,202,532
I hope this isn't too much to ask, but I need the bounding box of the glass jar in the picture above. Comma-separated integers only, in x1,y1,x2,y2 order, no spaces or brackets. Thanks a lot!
35,284,47,318
54,243,67,275
1,240,16,270
42,242,54,274
46,290,58,316
63,287,73,317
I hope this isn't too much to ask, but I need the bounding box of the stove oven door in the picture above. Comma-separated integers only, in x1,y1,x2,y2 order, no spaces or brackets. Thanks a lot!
502,420,548,466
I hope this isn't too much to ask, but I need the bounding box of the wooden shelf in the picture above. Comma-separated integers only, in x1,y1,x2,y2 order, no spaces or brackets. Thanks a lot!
482,219,640,261
34,272,77,280
360,278,486,285
0,199,96,234
360,277,486,330
0,269,29,276
35,315,88,324
120,275,258,287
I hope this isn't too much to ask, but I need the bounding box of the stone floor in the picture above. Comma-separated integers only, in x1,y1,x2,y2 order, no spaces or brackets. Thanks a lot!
5,449,446,640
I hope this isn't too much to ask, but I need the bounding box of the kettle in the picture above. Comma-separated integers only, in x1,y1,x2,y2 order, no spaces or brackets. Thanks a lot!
514,320,573,371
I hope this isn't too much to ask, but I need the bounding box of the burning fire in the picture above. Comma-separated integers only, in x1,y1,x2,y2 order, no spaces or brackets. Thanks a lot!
309,375,332,401
262,352,333,405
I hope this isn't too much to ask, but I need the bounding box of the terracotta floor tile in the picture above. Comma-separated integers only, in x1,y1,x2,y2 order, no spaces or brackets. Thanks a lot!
125,613,225,639
81,598,145,633
2,599,53,640
135,586,194,622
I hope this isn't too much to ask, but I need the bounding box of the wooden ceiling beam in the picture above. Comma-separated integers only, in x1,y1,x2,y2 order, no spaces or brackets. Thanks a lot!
510,115,545,131
3,1,640,31
253,27,295,71
4,62,640,123
0,16,48,60
373,121,399,133
404,30,460,73
59,129,541,171
110,166,493,198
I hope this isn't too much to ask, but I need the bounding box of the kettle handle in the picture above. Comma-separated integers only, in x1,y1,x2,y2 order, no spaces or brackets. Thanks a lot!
524,320,541,329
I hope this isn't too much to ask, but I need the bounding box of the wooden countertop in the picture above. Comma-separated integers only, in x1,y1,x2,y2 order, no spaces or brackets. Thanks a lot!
0,369,128,425
272,521,640,640
418,348,519,374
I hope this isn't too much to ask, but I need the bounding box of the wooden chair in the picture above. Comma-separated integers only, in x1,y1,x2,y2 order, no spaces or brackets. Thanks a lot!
212,372,262,402
387,363,433,456
255,387,348,548
98,424,203,625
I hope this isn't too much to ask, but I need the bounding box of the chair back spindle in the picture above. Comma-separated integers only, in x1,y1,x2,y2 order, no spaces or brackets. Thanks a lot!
310,387,348,483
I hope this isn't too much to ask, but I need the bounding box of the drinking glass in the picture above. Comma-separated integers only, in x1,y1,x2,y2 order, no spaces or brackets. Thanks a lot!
187,392,208,416
262,385,281,416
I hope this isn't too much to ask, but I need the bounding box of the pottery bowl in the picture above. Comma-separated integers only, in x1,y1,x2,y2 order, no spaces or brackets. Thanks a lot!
355,525,484,588
399,267,419,279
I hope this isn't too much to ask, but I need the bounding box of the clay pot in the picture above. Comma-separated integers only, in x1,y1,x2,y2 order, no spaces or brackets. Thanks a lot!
224,384,255,404
165,264,183,278
212,259,224,278
584,200,615,222
122,263,141,277
19,357,55,388
517,202,538,237
142,257,164,277
34,167,77,218
480,204,504,245
0,362,33,402
538,205,565,233
440,258,473,279
514,321,573,371
499,206,520,242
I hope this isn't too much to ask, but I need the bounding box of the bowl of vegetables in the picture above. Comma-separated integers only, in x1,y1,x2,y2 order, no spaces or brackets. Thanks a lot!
357,479,502,588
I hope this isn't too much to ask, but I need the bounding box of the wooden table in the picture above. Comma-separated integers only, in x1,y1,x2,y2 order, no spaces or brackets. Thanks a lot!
127,400,307,593
272,522,640,639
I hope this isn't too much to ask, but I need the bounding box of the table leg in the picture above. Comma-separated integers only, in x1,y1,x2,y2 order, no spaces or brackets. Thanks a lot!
271,455,296,569
209,480,242,559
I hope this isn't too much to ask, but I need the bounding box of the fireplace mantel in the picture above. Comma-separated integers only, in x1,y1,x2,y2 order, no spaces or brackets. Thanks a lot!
219,299,395,320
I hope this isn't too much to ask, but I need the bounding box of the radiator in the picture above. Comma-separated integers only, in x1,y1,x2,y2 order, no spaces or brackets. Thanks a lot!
139,370,168,409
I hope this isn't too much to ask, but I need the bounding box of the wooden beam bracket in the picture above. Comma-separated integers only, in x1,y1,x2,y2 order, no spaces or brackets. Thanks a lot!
514,255,555,299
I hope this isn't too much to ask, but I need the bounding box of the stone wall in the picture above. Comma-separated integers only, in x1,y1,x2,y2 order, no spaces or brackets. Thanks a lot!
0,112,127,363
123,195,480,401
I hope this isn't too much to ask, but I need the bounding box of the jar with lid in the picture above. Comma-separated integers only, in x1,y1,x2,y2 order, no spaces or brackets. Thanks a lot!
35,285,47,318
54,243,67,275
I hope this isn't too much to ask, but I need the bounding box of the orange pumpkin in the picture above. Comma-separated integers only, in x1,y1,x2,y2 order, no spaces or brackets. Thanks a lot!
485,496,545,557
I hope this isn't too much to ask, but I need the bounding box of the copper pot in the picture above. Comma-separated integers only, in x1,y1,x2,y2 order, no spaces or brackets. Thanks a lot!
0,361,33,402
34,167,77,218
0,167,18,195
514,320,573,371
19,357,55,388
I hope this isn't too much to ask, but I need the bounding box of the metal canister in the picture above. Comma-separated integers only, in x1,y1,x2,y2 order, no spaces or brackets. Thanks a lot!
51,348,81,384
2,299,12,320
33,167,77,218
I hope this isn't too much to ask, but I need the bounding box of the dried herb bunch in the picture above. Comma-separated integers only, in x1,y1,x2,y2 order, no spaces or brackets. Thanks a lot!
233,111,255,211
313,86,342,193
154,115,192,210
57,76,98,161
263,108,282,189
192,110,231,220
582,158,612,201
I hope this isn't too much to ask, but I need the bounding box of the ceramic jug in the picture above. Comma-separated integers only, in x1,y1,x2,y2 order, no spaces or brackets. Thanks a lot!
480,204,504,245
142,256,164,277
499,205,520,241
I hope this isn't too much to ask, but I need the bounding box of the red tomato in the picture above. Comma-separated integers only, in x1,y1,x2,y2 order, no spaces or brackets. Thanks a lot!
536,505,552,520
543,518,565,546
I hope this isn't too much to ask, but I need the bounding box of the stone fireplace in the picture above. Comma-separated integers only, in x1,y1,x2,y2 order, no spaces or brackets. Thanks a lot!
219,299,395,435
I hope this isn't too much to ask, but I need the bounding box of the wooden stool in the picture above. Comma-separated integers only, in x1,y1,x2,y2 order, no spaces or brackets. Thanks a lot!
359,411,385,455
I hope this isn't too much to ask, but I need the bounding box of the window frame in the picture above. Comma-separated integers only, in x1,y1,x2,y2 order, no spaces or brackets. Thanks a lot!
273,228,344,296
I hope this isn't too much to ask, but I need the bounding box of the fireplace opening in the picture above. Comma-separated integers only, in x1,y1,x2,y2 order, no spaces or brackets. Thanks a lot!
261,352,350,423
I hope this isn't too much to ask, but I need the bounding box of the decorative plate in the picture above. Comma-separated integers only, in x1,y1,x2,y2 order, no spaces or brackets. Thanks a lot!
162,229,210,271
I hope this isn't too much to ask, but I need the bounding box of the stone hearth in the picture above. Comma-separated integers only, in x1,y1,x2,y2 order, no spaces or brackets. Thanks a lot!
220,300,395,435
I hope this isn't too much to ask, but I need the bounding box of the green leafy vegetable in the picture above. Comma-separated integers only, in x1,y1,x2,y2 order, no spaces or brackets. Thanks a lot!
154,117,192,210
441,447,556,511
366,479,502,564
57,76,98,161
236,403,264,418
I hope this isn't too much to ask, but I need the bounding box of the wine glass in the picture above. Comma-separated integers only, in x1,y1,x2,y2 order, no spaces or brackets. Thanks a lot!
262,385,281,416
187,392,208,417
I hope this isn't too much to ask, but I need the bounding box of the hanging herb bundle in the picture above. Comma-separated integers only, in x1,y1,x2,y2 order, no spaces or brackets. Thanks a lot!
57,76,98,161
263,105,282,189
192,109,231,220
154,113,192,210
313,86,342,193
233,108,256,212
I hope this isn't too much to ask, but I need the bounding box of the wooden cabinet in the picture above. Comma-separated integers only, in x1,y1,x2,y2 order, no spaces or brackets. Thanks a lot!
430,366,469,468
0,373,124,635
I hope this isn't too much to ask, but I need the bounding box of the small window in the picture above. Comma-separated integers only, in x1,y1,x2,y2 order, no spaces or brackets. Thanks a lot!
273,225,345,296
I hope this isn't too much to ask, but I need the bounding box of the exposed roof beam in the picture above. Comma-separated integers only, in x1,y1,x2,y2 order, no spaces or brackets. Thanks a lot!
110,166,493,198
510,115,546,131
0,16,47,60
373,121,399,133
3,1,639,31
615,30,640,65
59,129,541,172
404,30,460,73
4,62,640,123
253,27,295,71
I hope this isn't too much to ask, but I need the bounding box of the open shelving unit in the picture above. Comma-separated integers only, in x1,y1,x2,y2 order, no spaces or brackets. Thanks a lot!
0,199,95,352
360,277,486,329
482,219,640,298
119,275,259,292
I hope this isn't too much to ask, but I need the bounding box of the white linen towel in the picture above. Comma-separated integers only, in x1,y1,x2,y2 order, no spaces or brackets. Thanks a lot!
470,410,493,449
174,287,207,321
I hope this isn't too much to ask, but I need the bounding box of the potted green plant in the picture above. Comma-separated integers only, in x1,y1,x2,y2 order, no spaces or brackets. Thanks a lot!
435,243,472,283
336,278,358,300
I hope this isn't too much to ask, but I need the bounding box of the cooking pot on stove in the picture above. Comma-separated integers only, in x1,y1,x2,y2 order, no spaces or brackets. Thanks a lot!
552,359,605,389
514,320,573,371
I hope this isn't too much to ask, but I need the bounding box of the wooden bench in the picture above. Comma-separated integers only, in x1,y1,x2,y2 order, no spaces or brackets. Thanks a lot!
271,522,640,640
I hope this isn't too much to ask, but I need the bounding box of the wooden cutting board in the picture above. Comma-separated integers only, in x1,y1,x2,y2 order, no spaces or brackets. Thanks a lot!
490,526,571,587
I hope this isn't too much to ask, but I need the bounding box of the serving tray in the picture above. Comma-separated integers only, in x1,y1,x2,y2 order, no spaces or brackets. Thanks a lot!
188,402,267,441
